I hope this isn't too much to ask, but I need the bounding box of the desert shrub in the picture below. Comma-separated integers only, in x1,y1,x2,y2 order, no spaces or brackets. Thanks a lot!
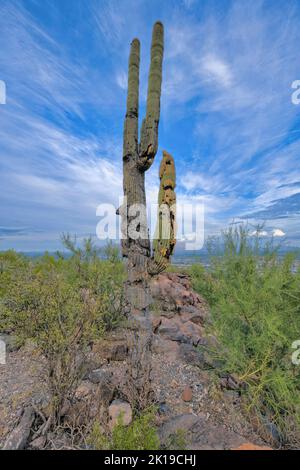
59,235,125,331
0,238,125,425
102,240,120,263
166,264,189,274
88,407,160,450
191,224,300,446
1,267,104,425
0,250,29,299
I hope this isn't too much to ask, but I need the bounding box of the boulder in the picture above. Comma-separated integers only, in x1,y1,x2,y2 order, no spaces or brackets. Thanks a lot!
108,400,132,429
179,306,207,325
88,368,113,385
152,316,162,332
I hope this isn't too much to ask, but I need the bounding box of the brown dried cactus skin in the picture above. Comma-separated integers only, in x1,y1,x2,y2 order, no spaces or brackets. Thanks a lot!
149,150,176,275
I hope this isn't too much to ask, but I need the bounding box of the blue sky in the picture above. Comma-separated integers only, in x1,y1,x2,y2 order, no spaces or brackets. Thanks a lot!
0,0,300,251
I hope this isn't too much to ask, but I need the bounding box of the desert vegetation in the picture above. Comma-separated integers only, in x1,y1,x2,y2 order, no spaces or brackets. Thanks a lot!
0,237,125,432
0,238,190,450
190,225,300,447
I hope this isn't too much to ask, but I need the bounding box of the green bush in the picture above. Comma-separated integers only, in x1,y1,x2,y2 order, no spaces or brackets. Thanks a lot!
0,239,125,426
89,407,160,450
59,235,125,331
0,250,29,298
191,225,300,446
1,267,103,424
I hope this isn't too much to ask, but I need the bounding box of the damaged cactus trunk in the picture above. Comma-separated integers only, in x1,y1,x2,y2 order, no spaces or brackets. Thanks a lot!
121,21,176,318
149,150,176,275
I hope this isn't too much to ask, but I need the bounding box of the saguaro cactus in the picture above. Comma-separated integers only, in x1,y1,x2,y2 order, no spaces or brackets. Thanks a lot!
120,22,176,319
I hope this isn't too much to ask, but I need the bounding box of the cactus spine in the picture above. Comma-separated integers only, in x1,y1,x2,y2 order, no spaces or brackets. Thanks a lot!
121,22,175,318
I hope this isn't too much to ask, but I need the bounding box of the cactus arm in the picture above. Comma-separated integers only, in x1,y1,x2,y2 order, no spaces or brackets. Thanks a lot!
121,38,141,258
123,38,140,163
148,150,176,275
138,21,164,171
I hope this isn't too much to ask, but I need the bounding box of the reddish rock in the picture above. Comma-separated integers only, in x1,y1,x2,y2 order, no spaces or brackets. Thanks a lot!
182,386,193,402
150,272,209,323
233,443,273,450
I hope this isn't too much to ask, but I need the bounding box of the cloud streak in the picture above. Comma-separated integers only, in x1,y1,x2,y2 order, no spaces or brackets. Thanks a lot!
0,0,299,250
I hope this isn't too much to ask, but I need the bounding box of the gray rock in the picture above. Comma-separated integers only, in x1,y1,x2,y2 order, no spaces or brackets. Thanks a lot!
158,402,171,416
29,435,47,449
220,374,241,390
262,418,283,445
179,321,203,345
159,413,202,444
197,334,219,349
88,368,112,385
179,343,215,368
0,333,20,352
3,406,35,450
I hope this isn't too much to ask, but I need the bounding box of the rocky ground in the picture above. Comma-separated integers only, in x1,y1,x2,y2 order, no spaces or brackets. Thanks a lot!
0,272,274,450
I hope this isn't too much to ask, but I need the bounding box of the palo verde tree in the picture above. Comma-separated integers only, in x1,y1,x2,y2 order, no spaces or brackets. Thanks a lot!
119,22,176,322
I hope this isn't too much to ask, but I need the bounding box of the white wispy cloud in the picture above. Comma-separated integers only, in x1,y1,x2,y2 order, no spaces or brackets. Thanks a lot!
162,0,300,239
201,55,233,87
0,0,299,250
